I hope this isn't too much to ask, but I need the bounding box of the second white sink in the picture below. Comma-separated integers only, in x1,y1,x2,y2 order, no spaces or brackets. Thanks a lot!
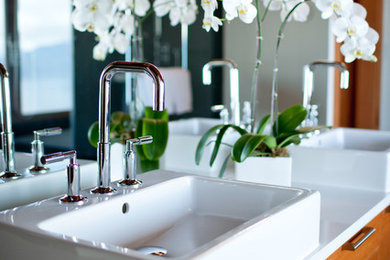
291,127,390,192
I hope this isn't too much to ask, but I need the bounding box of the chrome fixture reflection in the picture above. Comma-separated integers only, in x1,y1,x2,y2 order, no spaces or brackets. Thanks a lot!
119,136,153,188
0,63,18,179
92,61,165,194
210,104,229,124
41,151,87,204
302,60,349,126
202,59,240,126
29,127,62,174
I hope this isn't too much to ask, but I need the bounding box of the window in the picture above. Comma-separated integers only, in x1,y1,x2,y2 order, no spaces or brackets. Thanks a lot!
0,1,5,64
17,0,73,116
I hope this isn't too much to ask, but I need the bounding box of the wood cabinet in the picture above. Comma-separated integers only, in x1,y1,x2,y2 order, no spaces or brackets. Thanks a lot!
327,206,390,260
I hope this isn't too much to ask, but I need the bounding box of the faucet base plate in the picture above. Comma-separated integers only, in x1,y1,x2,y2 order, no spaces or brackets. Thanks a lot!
90,186,116,194
59,195,87,205
0,171,21,179
118,179,142,188
28,166,49,174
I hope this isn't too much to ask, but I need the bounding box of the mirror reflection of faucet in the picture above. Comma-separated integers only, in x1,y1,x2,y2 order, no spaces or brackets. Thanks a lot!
28,127,63,174
0,63,18,180
202,59,240,126
302,60,349,127
91,61,165,195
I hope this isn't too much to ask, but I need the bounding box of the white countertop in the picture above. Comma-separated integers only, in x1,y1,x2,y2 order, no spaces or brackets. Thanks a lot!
293,182,390,259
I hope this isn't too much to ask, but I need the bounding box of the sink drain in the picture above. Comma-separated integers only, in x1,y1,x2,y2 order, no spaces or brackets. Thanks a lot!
136,246,167,256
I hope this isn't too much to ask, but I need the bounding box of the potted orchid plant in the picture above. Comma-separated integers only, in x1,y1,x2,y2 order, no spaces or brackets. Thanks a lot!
196,0,379,184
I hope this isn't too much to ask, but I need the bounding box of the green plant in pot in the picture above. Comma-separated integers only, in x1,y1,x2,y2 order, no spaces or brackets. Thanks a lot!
88,107,168,173
196,105,329,178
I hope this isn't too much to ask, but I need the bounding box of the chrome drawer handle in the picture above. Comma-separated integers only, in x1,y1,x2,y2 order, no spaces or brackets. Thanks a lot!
345,227,376,251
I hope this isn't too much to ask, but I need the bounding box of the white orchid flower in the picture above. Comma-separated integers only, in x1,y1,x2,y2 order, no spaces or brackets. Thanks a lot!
181,5,198,24
92,31,115,61
340,28,379,63
280,0,310,22
314,0,353,19
332,16,368,43
201,0,218,16
202,15,223,32
112,32,130,54
114,0,151,16
72,0,113,35
262,0,283,11
351,2,367,19
223,0,257,23
118,12,135,37
153,0,173,16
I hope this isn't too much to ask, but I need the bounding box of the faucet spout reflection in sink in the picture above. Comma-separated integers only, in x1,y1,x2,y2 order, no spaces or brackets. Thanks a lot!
0,63,19,179
91,61,165,194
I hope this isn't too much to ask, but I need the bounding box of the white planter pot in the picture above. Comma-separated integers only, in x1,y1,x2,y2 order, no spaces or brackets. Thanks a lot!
234,157,292,186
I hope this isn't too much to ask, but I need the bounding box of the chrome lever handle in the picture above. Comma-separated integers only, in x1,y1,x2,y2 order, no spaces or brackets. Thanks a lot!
41,151,87,204
119,136,153,188
29,127,62,173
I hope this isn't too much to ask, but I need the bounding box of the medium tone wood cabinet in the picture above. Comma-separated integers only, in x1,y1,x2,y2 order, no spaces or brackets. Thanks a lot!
327,206,390,260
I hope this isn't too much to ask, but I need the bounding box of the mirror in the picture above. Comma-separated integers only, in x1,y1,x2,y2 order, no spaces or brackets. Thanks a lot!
1,1,387,159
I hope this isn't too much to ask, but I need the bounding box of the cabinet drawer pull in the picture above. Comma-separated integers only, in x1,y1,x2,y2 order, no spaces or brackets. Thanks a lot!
344,227,376,251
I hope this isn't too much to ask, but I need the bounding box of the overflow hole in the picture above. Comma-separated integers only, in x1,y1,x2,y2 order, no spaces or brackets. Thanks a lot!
122,202,130,214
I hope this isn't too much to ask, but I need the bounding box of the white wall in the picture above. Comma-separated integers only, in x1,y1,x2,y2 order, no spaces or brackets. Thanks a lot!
380,0,390,130
223,3,330,125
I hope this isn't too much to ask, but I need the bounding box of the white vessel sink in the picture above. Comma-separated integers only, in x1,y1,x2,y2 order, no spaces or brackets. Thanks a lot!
0,170,320,260
290,127,390,192
161,118,238,176
0,152,121,211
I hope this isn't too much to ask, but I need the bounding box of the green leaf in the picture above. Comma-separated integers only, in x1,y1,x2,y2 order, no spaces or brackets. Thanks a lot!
195,124,225,165
195,124,247,166
210,124,231,167
218,154,231,178
277,132,302,147
87,121,99,148
232,134,268,163
263,135,277,149
256,114,271,134
144,106,169,120
140,118,169,161
273,105,307,137
135,119,147,160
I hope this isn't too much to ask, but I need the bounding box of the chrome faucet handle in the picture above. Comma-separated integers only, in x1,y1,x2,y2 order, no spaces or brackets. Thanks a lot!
211,105,229,124
29,127,62,173
119,136,153,188
41,151,87,204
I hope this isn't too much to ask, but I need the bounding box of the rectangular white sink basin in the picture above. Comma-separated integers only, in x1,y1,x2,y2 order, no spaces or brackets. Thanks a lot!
0,152,121,211
0,170,320,260
290,127,390,192
161,118,237,176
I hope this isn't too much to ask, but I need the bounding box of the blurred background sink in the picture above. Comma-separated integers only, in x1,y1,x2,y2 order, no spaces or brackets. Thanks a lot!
291,128,390,192
161,118,239,176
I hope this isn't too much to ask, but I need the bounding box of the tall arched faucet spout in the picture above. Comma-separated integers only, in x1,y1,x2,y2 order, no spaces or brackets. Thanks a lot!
91,61,165,194
302,60,349,127
0,63,18,179
202,59,240,126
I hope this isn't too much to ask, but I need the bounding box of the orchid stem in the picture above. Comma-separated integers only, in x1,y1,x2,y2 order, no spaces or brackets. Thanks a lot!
270,0,309,136
250,0,263,133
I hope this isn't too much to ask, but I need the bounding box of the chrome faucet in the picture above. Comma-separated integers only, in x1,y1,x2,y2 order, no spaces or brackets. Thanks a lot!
119,136,153,188
202,59,240,126
0,63,18,179
91,61,165,194
29,127,62,173
302,60,349,126
41,151,87,204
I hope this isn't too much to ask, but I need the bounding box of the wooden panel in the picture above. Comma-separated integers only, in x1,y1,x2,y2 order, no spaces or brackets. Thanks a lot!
379,206,390,259
333,0,383,129
327,212,383,260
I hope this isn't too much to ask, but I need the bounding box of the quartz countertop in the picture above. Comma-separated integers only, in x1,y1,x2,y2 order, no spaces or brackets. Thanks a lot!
293,182,389,259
